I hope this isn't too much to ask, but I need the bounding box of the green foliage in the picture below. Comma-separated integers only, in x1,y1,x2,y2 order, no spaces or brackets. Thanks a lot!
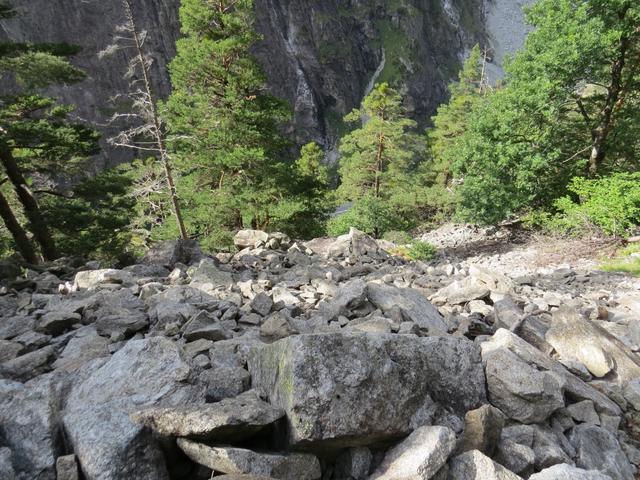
425,44,485,221
164,0,330,249
335,83,424,237
327,196,415,238
600,256,640,276
600,243,640,277
382,230,412,244
406,240,437,261
447,0,640,224
41,167,138,265
524,173,640,237
388,240,437,261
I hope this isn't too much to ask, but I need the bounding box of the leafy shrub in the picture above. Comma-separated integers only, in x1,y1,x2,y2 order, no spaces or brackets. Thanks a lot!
383,230,412,245
389,241,437,261
406,241,437,261
327,197,416,238
524,173,640,237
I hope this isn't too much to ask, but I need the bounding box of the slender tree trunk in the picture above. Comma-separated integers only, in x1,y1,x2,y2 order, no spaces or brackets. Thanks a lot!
122,0,188,240
0,188,39,263
0,139,57,260
374,132,385,198
587,6,632,177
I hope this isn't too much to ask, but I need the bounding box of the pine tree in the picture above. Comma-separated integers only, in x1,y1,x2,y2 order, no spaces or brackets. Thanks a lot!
102,0,188,240
163,0,293,249
335,83,422,237
0,2,98,261
428,45,486,187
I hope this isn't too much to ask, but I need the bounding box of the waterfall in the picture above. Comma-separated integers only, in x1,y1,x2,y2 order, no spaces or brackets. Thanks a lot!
364,48,386,97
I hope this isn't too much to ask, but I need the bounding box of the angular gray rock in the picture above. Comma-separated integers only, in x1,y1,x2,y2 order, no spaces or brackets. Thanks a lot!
84,290,149,339
141,239,202,268
456,405,505,456
37,311,81,335
200,365,251,401
0,378,61,480
529,464,612,480
366,283,448,334
369,426,456,480
182,311,231,342
0,345,55,381
251,292,274,317
448,450,523,480
0,448,15,480
190,258,234,289
56,454,80,480
316,278,367,321
334,447,372,480
0,339,23,363
494,440,535,477
130,390,284,441
249,333,486,450
74,269,134,290
546,307,640,382
177,439,321,480
235,229,270,248
484,348,564,423
570,425,634,480
260,311,299,341
63,337,204,480
52,326,110,372
481,329,620,417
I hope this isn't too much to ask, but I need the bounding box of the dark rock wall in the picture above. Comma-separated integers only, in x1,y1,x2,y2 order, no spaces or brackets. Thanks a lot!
0,0,527,166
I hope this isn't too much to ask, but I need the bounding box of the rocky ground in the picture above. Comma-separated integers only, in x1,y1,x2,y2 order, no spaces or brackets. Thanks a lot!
1,225,640,480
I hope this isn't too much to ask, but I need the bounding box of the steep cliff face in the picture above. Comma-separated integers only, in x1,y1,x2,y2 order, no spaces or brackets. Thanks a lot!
0,0,533,165
0,0,179,169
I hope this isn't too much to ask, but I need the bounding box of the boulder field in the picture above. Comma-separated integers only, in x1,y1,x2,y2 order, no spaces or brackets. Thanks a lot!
1,227,639,479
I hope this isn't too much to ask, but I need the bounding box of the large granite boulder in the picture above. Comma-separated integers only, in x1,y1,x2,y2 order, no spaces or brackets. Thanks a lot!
249,332,486,451
63,337,204,480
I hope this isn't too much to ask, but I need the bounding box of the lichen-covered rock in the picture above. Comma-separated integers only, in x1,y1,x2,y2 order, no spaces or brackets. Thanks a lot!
249,332,486,450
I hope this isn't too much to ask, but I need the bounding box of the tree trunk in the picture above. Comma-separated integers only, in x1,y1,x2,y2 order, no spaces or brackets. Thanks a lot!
587,6,632,177
0,139,57,260
374,132,385,198
122,0,189,240
0,188,39,263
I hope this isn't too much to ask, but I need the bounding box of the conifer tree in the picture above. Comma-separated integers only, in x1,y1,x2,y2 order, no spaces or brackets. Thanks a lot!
335,83,422,237
0,2,98,261
163,0,294,249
